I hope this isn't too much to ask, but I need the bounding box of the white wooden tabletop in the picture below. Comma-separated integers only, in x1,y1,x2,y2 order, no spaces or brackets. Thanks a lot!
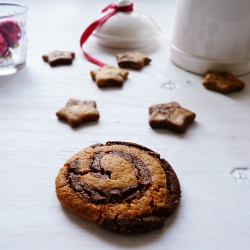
0,0,250,249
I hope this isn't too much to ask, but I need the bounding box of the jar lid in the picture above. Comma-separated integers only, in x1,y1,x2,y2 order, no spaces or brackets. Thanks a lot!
92,0,161,49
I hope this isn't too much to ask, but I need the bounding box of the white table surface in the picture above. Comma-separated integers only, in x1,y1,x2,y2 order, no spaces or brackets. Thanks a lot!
0,0,250,249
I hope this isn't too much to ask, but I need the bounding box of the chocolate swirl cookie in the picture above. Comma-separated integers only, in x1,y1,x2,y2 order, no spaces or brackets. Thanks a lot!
55,141,181,234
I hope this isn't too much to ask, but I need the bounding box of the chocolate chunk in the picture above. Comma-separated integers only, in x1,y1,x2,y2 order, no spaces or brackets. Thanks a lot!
142,216,163,229
69,159,80,171
117,218,144,234
100,219,118,231
90,143,104,148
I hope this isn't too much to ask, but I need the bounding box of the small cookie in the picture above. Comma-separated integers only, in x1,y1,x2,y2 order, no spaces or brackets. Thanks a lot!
56,98,99,128
55,141,181,234
202,72,245,93
149,102,196,133
90,65,129,87
116,51,151,69
42,50,75,66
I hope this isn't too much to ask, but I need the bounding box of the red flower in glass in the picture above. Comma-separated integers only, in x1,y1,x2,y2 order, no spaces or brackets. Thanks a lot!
0,33,9,56
0,20,21,45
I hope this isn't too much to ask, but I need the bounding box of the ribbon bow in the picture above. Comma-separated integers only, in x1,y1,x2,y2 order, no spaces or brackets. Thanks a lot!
80,2,134,67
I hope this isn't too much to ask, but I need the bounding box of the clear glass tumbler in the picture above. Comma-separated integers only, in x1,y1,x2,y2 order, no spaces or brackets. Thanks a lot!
0,3,27,75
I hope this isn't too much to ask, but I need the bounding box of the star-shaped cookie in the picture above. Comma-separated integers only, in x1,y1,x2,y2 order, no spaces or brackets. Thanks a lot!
90,65,129,87
116,51,151,69
56,98,100,128
202,72,245,93
42,50,75,66
149,102,196,133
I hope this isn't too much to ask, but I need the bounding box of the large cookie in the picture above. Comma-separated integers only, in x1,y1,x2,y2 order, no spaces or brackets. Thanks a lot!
55,141,181,234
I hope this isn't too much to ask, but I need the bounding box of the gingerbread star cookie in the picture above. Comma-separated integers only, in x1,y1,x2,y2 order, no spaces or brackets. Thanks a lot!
56,98,100,128
149,102,196,133
202,72,245,93
42,50,75,66
90,65,129,87
116,51,151,69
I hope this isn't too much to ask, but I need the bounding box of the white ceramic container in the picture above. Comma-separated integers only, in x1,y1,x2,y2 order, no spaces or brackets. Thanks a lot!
170,0,250,75
92,0,161,49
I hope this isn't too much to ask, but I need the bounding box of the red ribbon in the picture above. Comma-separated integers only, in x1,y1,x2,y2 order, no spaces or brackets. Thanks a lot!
80,2,133,67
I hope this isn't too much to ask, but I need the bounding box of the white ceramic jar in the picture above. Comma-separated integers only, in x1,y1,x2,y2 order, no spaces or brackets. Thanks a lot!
92,0,161,49
170,0,250,75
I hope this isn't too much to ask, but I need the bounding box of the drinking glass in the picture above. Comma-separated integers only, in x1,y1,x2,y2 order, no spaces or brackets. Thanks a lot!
0,3,27,75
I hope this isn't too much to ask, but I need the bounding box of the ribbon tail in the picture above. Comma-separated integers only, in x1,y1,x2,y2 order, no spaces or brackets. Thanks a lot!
102,3,117,12
80,9,117,67
83,52,106,67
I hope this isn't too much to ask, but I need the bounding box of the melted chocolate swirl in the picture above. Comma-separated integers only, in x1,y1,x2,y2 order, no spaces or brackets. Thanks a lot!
65,150,152,204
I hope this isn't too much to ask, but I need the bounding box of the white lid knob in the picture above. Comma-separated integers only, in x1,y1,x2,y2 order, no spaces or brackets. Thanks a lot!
118,0,133,7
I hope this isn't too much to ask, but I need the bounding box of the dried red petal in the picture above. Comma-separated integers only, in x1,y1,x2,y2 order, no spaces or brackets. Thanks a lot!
0,34,9,56
0,20,21,45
